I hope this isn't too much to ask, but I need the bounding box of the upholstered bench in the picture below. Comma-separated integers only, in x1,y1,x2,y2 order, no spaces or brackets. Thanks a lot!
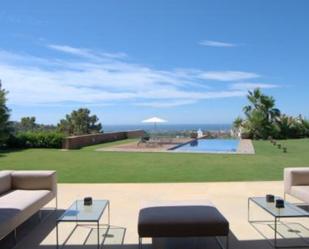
138,201,229,249
0,170,57,242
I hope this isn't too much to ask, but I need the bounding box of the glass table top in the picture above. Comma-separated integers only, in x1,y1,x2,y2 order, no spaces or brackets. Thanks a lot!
250,197,309,218
58,200,109,222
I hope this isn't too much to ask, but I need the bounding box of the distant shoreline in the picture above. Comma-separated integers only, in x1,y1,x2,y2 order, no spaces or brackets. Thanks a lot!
103,124,232,133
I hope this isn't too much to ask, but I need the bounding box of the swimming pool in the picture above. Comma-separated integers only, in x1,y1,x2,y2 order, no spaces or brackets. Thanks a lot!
171,139,240,153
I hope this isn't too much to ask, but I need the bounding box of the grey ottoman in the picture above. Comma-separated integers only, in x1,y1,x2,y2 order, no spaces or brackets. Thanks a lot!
138,201,229,249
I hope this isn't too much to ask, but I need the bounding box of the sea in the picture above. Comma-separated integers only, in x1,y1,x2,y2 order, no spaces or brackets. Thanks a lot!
103,124,232,133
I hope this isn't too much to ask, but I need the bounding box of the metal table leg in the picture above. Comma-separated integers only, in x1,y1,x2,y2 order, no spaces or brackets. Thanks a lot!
102,202,111,248
97,221,100,249
139,237,142,249
248,198,251,222
274,217,277,248
56,222,59,249
108,201,110,225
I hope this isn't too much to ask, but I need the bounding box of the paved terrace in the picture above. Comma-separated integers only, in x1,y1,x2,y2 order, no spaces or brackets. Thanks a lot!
2,181,307,249
96,138,191,152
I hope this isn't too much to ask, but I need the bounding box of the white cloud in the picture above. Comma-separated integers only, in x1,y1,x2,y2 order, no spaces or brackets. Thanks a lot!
231,83,279,90
135,100,197,108
199,71,260,81
47,44,127,60
48,44,92,57
0,44,275,108
199,40,236,47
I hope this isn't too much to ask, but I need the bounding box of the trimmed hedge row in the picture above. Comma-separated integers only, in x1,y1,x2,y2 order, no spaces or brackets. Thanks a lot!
8,131,65,148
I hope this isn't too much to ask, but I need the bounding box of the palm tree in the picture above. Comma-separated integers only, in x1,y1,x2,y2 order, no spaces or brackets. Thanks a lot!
232,117,244,137
239,88,309,139
260,94,280,121
242,88,280,139
233,117,243,129
244,88,280,121
243,89,261,117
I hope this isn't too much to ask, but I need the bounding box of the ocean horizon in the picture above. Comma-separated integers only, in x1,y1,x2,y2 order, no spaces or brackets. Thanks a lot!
103,124,232,133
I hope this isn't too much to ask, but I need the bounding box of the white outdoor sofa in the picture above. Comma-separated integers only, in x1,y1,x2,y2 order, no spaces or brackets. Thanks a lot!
0,170,57,241
284,167,309,203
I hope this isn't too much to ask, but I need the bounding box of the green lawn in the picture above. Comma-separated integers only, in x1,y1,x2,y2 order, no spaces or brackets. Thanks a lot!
1,139,309,183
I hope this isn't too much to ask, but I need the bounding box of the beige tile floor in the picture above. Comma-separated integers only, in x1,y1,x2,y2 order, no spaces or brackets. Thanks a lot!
3,181,309,249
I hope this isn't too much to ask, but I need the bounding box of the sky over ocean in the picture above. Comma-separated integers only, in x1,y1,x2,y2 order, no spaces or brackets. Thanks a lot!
0,0,308,124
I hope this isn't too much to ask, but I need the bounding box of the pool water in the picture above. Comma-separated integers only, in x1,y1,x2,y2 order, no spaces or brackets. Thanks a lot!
171,139,240,153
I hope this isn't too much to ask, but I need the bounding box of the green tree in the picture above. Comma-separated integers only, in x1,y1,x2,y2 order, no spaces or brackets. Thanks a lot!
237,88,309,139
20,116,37,131
244,89,280,121
58,108,102,135
274,114,293,139
0,82,11,145
243,88,280,139
275,115,309,139
232,116,243,137
233,117,243,130
299,116,309,137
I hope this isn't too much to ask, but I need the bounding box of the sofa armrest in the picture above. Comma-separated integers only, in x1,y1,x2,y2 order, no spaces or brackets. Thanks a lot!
11,171,57,196
284,167,309,194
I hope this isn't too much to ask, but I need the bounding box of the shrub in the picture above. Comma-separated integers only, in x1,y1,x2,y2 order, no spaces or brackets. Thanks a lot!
7,131,65,148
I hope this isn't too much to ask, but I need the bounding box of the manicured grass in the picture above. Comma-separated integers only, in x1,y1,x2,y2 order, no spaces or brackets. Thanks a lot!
1,139,309,183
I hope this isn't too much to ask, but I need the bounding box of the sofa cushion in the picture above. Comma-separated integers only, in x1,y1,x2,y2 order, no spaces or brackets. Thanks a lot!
138,205,229,238
0,189,53,239
11,171,56,191
290,186,309,203
0,171,12,195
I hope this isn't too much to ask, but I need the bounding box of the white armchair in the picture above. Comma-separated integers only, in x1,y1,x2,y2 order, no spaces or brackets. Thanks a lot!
284,167,309,203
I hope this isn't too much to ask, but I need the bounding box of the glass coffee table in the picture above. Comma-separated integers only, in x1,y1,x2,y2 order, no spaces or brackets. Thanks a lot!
248,197,309,248
56,200,110,249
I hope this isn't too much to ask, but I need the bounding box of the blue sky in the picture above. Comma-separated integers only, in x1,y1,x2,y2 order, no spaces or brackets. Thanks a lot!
0,0,308,125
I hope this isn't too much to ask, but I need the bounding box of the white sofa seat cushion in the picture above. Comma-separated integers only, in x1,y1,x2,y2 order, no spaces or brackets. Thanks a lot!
0,189,53,239
290,186,309,203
